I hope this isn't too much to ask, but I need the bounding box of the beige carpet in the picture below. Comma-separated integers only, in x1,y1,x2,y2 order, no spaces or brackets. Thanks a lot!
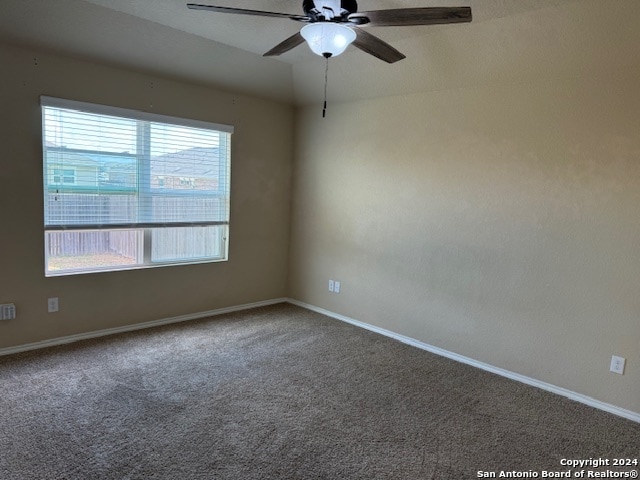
1,303,638,479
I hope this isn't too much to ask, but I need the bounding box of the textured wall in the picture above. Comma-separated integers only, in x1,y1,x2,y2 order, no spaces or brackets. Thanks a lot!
289,70,640,413
0,43,293,348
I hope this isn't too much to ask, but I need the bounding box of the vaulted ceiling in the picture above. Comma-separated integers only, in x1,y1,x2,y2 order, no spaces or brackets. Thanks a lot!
0,0,638,105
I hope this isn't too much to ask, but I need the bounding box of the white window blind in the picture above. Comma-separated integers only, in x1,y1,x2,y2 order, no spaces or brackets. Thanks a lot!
41,96,233,276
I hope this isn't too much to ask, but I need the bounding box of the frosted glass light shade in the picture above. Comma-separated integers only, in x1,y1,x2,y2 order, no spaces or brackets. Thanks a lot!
301,23,357,58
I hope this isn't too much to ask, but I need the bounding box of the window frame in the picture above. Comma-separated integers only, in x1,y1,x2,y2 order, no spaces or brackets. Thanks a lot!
41,96,233,277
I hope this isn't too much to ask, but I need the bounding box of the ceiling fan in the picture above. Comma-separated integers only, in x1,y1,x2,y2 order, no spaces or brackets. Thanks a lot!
187,1,472,63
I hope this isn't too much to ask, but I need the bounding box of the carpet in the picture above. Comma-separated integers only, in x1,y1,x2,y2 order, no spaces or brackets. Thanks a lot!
1,303,638,479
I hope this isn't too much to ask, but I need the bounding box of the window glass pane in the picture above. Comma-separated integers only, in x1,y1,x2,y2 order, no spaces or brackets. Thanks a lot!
46,230,142,274
147,123,226,224
151,226,226,262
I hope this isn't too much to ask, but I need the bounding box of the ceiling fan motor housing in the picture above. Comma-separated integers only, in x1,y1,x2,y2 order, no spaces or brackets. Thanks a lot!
303,0,358,21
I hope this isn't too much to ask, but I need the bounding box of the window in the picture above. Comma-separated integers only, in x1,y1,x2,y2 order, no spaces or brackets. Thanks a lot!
41,96,233,276
51,167,76,185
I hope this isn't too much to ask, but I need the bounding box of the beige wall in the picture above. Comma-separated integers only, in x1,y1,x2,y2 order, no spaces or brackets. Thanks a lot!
0,42,293,348
289,69,640,413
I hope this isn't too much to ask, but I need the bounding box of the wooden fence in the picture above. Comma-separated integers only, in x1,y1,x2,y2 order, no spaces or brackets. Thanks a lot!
46,230,139,259
45,193,226,260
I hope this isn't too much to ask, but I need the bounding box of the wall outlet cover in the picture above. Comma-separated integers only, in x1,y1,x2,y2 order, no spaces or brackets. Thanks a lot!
610,355,625,375
1,303,16,320
48,297,59,313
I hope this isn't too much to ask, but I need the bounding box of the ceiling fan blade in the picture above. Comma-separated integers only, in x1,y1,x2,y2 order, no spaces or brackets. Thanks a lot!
349,7,472,27
352,29,406,64
263,32,305,57
187,4,309,22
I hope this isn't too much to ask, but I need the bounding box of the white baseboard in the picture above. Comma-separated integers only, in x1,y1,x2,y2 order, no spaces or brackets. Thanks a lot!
287,298,640,424
0,298,288,357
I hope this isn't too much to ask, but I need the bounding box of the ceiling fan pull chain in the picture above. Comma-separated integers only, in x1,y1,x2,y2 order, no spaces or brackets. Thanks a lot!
323,56,329,118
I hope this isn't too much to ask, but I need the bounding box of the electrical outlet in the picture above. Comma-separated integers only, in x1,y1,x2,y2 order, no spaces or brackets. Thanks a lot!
1,303,16,320
48,297,59,313
328,280,334,293
334,281,341,294
610,355,625,375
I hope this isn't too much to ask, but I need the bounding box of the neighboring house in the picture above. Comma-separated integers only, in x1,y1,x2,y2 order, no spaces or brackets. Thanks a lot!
45,146,221,192
45,147,136,192
150,147,221,191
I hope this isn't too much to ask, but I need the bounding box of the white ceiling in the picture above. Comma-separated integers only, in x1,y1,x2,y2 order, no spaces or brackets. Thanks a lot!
0,0,638,105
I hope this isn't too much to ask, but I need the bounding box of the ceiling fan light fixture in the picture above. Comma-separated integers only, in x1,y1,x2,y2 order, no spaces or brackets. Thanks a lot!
301,23,356,58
